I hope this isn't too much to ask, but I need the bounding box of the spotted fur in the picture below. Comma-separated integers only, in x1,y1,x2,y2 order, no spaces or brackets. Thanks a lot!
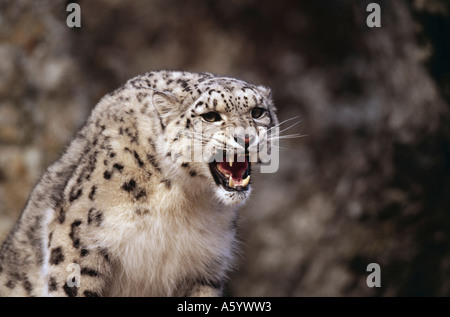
0,71,277,296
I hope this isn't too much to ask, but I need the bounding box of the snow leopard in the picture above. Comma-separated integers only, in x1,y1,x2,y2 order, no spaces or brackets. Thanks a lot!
0,70,278,296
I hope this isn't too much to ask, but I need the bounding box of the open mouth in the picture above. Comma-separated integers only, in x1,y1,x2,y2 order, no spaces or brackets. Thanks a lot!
209,153,251,192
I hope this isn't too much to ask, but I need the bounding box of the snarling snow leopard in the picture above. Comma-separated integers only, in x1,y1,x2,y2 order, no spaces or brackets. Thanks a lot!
0,70,278,296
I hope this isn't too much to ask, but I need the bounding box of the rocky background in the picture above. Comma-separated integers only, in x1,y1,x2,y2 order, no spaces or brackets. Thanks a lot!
0,0,449,296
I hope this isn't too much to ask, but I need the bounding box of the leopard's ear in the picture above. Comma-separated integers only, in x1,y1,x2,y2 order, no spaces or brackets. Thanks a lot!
152,91,180,128
257,85,277,113
256,85,272,100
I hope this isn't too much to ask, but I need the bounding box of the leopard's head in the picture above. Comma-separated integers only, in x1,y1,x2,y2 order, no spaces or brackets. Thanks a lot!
151,75,278,205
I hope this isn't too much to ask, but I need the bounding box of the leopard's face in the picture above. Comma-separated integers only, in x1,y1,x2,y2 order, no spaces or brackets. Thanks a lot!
160,79,278,205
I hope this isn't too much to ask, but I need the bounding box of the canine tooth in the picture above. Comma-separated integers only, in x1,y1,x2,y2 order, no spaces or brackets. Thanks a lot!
242,175,250,187
229,176,235,187
229,154,234,166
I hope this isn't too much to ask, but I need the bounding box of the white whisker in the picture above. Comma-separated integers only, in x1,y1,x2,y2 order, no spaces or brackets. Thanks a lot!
268,133,308,140
267,115,302,132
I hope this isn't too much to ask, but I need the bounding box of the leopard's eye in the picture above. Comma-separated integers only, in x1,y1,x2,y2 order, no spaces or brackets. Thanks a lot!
251,107,266,119
201,111,222,123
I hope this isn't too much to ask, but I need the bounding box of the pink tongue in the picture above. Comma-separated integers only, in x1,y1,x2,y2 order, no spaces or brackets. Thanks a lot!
219,158,247,181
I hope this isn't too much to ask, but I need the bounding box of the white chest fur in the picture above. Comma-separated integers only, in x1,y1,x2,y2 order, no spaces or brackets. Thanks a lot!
100,189,237,296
